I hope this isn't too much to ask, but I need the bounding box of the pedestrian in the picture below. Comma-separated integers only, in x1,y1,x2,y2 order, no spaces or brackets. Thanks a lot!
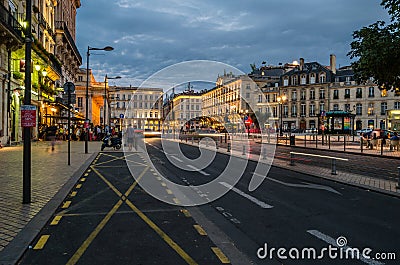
125,124,135,151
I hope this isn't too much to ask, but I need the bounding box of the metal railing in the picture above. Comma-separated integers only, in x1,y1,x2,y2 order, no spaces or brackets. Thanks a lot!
0,3,24,40
55,21,82,63
289,151,348,175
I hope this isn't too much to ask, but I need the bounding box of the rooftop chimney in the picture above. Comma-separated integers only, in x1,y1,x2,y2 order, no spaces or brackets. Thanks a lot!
299,58,304,71
330,54,336,74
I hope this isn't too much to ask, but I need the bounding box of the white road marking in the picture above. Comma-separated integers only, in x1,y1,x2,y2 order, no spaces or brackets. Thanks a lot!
307,230,384,265
252,173,341,195
186,165,210,176
219,182,273,209
171,156,183,162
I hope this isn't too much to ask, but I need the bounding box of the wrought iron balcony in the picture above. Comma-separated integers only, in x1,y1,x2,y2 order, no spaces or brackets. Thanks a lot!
0,3,24,41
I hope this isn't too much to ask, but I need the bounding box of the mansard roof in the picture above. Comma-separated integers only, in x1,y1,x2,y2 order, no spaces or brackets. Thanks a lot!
282,62,331,77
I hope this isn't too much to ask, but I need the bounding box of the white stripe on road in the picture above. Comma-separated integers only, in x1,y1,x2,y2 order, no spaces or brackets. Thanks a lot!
307,230,384,265
170,155,183,162
253,173,341,195
186,165,210,176
219,182,273,209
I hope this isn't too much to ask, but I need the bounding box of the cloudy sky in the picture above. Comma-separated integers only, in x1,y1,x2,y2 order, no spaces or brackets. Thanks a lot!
75,0,390,90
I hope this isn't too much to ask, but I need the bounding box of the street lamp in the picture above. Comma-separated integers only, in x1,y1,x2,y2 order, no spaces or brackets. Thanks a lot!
277,94,287,136
104,75,121,128
85,45,114,154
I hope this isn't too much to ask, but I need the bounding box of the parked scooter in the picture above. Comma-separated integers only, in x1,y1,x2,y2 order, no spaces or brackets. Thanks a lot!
101,134,122,151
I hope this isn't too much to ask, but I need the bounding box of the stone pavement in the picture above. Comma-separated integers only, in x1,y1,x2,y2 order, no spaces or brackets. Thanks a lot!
0,141,101,262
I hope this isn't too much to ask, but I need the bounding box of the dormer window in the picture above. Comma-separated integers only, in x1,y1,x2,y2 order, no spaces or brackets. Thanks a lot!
319,73,326,83
283,77,289,86
292,75,298,85
300,74,306,85
310,73,316,84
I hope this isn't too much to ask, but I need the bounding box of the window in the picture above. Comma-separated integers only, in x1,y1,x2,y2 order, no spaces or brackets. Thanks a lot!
128,95,131,100
134,95,137,100
258,95,263,103
395,102,400,110
319,89,325,99
333,104,339,111
368,103,374,115
76,97,82,108
78,75,83,82
345,89,350,99
310,74,316,84
144,95,148,100
196,105,199,110
319,73,326,83
345,104,350,112
356,103,362,115
246,84,250,89
273,106,277,118
356,88,362,98
300,75,306,85
320,102,325,112
283,105,288,117
368,87,374,97
345,76,351,83
273,94,277,102
301,104,306,116
309,104,315,116
310,89,315,100
283,78,289,86
265,94,270,102
291,105,297,117
292,90,297,101
381,102,387,115
300,90,306,100
292,76,298,85
333,90,339,99
116,102,120,109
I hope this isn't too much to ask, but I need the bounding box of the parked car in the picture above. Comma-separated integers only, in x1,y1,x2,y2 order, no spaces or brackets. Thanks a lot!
356,128,372,136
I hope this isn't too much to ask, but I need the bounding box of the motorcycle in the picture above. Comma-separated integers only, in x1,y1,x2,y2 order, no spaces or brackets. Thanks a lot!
101,135,122,151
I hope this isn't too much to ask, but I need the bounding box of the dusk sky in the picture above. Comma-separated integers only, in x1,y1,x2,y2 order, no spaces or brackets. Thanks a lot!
75,0,390,90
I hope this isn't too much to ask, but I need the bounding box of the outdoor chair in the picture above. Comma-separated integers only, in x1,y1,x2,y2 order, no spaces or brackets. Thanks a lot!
389,139,399,151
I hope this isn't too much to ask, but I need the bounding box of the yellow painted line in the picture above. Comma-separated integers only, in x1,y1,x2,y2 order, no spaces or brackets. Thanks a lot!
181,209,191,217
80,178,86,182
84,173,89,177
211,247,230,264
124,199,197,265
166,189,173,195
50,216,62,225
173,198,181,205
87,169,92,172
161,182,167,187
150,168,154,172
62,201,71,209
33,235,50,250
193,225,207,236
70,191,77,197
76,184,82,189
66,168,147,265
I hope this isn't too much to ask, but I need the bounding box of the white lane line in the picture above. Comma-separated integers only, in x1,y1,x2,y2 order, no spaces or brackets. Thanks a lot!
253,173,341,195
170,155,183,162
219,182,273,209
307,230,384,265
186,165,210,176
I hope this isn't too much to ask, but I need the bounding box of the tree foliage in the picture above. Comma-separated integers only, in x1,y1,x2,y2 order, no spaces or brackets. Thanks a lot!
348,0,400,94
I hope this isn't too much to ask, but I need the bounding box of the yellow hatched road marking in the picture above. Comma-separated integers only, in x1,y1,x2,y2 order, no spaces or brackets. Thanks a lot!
181,209,191,217
62,201,71,209
156,177,162,181
33,235,50,250
161,182,167,187
80,178,86,182
193,225,207,236
211,247,230,263
166,189,173,195
87,169,92,172
50,216,62,225
70,191,77,197
66,167,148,265
173,198,181,205
84,173,89,177
76,184,82,189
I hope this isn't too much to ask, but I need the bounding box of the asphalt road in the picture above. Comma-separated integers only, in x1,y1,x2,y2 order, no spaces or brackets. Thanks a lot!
18,138,400,265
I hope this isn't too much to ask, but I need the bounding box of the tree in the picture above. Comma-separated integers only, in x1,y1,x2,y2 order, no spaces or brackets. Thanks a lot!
348,0,400,94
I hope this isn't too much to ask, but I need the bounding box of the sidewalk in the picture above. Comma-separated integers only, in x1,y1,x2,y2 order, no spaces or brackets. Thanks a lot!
0,141,101,261
173,136,400,198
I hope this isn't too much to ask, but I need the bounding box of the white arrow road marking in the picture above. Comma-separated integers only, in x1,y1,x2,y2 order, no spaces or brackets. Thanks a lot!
219,182,273,209
186,165,210,176
253,173,342,195
307,230,384,265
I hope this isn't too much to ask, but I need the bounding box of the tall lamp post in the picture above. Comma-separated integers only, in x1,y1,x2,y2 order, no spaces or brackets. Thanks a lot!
85,45,114,154
104,75,121,128
277,94,287,136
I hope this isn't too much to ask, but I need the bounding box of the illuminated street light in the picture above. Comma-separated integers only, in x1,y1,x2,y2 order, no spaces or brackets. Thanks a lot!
277,94,287,136
85,46,114,154
104,75,121,128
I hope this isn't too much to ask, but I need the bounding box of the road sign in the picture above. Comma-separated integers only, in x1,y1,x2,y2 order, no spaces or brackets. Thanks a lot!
120,113,124,119
62,93,76,105
21,105,37,127
63,82,75,93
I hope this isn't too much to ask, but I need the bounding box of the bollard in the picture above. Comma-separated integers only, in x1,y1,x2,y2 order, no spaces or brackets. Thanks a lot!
290,152,295,166
380,139,384,156
331,159,337,175
186,137,187,143
192,137,194,144
360,137,363,153
328,134,331,149
242,145,246,155
216,141,219,149
397,167,400,189
206,139,209,147
227,142,231,152
304,134,306,147
344,136,346,152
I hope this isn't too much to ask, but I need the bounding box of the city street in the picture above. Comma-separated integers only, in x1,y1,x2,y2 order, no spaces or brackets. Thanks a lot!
15,138,400,264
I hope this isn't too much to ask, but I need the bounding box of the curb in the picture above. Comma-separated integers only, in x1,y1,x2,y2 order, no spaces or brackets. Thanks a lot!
0,151,98,265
